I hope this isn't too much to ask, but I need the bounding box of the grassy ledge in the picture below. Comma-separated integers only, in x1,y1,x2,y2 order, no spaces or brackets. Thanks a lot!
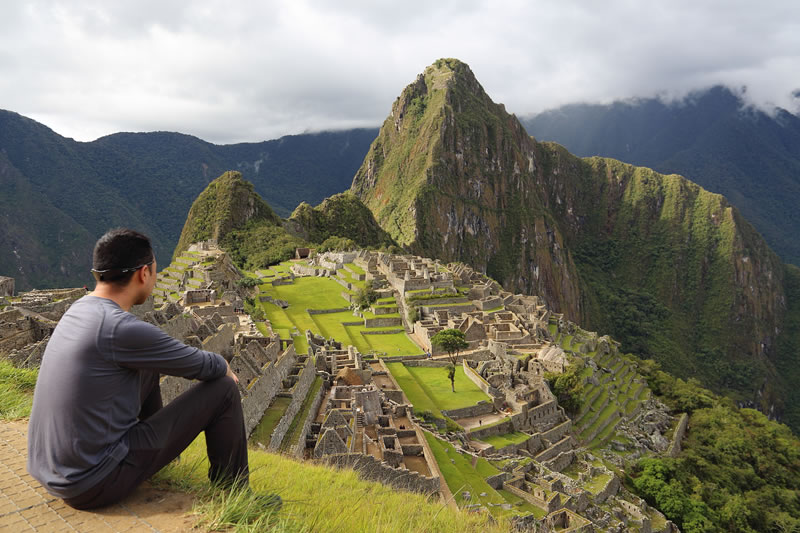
153,434,508,533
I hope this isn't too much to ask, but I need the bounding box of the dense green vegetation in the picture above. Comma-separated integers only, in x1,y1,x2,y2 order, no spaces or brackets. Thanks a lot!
287,193,395,249
522,86,800,266
544,359,584,415
629,359,800,532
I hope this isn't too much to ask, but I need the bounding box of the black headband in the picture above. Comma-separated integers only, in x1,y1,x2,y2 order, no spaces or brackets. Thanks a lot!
91,260,153,282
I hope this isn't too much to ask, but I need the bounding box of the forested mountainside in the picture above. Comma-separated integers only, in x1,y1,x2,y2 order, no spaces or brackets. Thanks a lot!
0,109,376,290
520,87,800,266
351,58,800,431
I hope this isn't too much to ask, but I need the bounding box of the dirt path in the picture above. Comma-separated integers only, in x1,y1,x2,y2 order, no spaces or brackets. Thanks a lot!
1,419,197,532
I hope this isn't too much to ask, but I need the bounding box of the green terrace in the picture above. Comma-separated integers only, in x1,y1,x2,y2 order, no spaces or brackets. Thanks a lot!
256,272,421,356
385,363,490,416
478,431,530,450
424,431,546,519
560,334,653,452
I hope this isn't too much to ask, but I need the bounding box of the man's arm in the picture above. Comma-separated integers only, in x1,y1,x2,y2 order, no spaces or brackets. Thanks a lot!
109,315,230,381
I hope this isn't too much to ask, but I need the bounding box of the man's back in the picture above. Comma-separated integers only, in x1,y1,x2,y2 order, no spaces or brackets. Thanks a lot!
28,295,226,498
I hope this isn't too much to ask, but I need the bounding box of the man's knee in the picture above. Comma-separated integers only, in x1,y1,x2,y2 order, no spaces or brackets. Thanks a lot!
206,374,242,405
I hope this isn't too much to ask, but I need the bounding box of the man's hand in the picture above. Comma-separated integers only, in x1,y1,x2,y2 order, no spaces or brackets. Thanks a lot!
225,360,239,384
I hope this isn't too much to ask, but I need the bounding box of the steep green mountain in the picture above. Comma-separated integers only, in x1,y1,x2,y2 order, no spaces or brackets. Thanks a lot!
286,192,395,249
351,58,582,317
173,170,282,256
520,87,800,266
0,109,376,290
175,173,394,271
174,171,307,270
351,58,799,429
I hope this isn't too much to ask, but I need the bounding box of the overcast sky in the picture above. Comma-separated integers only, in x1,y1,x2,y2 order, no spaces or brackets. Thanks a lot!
2,0,798,144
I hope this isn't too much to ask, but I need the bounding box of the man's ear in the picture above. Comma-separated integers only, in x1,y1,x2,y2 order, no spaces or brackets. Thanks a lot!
135,265,149,285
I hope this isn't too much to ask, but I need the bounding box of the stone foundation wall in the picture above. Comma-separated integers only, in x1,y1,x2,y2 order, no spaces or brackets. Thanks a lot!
534,436,573,462
462,359,499,397
593,474,620,504
363,316,403,328
324,453,440,495
441,401,494,420
540,419,572,443
542,450,575,473
403,360,450,368
308,308,351,315
290,380,328,458
242,346,297,436
361,328,405,335
467,419,514,441
668,413,689,458
268,356,317,450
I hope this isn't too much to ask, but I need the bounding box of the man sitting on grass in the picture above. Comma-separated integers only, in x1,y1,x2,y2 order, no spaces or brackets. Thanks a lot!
27,228,276,510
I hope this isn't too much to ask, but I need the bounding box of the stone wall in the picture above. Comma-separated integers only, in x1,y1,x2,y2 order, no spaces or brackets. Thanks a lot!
192,304,234,317
403,360,450,368
363,316,403,328
523,399,560,428
441,401,494,420
593,473,620,504
543,450,575,473
462,359,499,397
242,345,297,436
467,418,514,441
0,277,14,297
202,323,235,358
534,436,573,462
289,380,328,458
541,419,572,443
324,453,440,495
668,413,689,458
308,307,351,315
268,356,317,450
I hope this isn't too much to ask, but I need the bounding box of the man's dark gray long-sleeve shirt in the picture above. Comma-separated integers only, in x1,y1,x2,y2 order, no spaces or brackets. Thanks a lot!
27,295,228,499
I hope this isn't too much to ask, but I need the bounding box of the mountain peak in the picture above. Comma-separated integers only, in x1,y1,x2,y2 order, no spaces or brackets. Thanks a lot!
173,171,281,258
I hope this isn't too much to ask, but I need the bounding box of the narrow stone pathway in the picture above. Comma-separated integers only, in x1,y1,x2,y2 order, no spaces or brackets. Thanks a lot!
0,420,196,532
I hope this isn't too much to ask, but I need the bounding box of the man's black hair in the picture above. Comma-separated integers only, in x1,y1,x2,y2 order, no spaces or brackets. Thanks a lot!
92,228,154,286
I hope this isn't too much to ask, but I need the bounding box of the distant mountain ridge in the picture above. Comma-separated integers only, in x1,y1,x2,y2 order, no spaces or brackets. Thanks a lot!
0,108,377,290
520,87,800,265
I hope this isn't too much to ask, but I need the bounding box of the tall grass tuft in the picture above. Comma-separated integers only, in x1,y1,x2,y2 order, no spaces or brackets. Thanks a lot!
0,360,38,419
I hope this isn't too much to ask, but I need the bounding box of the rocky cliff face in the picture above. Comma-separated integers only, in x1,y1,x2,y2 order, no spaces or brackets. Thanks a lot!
352,58,582,318
351,58,790,415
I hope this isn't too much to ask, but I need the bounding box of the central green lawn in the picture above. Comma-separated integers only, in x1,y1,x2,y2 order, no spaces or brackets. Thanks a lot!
385,362,441,416
259,276,421,357
406,366,490,410
386,363,490,414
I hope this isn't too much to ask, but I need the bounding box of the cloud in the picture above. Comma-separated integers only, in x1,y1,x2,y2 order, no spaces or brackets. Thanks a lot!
1,0,798,143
